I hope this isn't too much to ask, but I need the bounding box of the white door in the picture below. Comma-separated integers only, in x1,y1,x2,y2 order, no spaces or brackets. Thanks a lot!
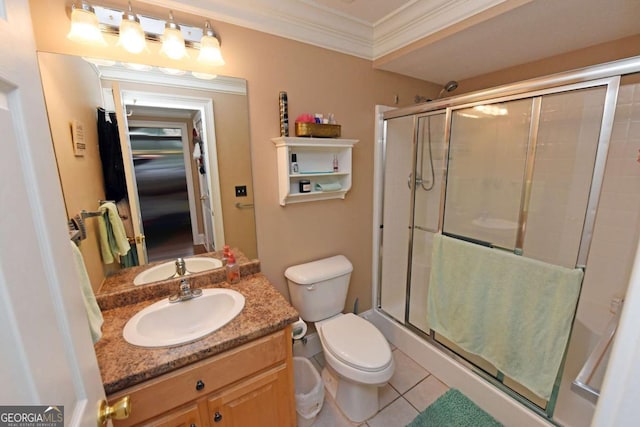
194,111,216,251
0,1,106,425
112,83,148,264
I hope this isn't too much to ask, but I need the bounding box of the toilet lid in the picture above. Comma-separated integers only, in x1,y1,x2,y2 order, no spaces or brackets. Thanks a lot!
321,313,392,372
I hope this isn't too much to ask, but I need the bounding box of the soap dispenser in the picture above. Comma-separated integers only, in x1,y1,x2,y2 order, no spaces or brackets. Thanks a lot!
226,252,240,284
222,245,231,265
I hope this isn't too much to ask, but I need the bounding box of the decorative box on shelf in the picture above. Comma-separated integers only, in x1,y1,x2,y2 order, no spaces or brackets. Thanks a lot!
272,137,359,206
295,122,341,138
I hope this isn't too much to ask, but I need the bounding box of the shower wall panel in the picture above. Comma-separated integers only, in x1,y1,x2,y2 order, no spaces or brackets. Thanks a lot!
409,113,447,333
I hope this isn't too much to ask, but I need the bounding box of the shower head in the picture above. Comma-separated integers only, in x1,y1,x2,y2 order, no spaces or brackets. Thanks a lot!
444,80,459,92
414,81,459,104
436,80,459,99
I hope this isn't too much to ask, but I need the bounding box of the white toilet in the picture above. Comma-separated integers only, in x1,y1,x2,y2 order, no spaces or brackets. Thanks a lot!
285,255,394,422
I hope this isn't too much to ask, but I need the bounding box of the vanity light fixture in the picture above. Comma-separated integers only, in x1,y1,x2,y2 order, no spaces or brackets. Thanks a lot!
160,11,187,60
67,3,226,76
118,2,146,54
197,21,225,67
67,1,107,46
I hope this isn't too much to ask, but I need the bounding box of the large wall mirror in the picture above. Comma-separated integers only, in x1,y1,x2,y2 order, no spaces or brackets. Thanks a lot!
37,52,257,290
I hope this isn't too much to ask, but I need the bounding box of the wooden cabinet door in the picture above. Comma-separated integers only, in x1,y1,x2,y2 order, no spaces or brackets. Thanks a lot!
207,365,294,427
147,404,203,427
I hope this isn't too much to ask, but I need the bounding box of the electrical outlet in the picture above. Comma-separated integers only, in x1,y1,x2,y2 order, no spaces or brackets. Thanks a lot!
235,185,247,197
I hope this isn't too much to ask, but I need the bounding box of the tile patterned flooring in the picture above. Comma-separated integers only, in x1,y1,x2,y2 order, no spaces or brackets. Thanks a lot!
306,343,450,427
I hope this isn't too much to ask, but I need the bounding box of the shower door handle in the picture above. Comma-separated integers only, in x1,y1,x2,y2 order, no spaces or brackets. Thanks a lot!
408,173,423,189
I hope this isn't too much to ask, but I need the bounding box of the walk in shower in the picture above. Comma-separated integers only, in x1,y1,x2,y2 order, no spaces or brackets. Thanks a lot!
374,57,640,425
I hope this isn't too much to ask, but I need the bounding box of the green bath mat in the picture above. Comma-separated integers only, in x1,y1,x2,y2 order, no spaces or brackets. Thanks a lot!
407,389,503,427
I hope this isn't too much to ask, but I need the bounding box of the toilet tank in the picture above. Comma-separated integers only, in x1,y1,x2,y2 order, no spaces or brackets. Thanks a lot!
285,255,353,322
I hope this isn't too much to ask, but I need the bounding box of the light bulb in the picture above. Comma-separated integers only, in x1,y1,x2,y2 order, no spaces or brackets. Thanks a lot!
118,7,146,54
67,3,107,46
197,22,225,67
160,12,186,60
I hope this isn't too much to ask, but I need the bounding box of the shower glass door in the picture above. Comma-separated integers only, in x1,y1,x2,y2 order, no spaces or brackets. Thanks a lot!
443,99,533,249
408,112,447,333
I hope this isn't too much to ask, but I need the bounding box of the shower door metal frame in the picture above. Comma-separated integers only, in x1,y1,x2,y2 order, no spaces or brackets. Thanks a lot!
377,56,634,419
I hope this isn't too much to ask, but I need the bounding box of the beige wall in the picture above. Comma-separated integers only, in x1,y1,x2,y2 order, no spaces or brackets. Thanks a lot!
458,34,640,94
29,0,439,312
37,52,106,292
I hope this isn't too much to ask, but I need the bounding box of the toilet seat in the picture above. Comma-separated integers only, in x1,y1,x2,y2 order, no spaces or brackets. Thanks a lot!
320,313,392,372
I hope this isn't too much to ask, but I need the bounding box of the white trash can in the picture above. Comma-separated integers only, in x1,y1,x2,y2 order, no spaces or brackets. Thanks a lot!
293,357,324,427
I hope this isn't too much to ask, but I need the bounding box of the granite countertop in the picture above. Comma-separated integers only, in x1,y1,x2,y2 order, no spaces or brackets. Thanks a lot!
96,249,260,311
95,273,299,395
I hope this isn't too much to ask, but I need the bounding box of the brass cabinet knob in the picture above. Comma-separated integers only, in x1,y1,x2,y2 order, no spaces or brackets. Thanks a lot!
97,396,131,426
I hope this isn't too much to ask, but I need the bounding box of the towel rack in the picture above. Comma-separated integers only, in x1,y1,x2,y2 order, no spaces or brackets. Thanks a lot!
572,301,623,403
235,202,254,209
69,204,108,245
81,209,103,219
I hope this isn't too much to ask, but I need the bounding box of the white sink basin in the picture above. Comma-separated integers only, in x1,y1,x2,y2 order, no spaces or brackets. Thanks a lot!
123,288,245,347
133,257,223,286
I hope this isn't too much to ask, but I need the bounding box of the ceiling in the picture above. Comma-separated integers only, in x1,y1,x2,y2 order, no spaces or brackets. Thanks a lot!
156,0,640,85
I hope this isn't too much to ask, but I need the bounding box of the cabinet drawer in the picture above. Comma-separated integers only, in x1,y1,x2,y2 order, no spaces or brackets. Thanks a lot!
111,329,288,426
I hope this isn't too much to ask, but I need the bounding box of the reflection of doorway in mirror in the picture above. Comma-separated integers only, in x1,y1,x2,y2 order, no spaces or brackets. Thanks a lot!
128,122,204,262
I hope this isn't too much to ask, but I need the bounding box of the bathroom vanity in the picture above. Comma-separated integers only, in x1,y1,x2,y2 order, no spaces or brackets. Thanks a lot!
94,254,299,426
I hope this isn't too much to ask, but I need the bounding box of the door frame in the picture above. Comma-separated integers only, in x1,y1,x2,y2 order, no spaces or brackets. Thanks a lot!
116,89,225,256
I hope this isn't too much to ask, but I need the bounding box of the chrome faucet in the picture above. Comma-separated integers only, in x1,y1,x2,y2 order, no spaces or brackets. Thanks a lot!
169,278,202,303
175,258,187,276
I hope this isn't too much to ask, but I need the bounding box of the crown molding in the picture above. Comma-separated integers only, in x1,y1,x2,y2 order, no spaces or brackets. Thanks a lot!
373,0,506,59
141,0,506,61
141,0,373,58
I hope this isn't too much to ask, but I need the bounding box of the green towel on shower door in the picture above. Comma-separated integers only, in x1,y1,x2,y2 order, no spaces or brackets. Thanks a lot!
427,234,583,401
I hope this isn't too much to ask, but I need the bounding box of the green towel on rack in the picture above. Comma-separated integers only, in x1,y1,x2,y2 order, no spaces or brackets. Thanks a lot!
97,202,131,264
427,234,583,400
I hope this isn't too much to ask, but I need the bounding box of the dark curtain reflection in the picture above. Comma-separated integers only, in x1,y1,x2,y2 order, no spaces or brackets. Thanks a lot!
97,108,127,202
97,108,138,267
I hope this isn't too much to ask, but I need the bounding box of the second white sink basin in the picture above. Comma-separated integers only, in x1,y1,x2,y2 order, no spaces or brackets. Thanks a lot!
133,257,223,286
123,288,245,348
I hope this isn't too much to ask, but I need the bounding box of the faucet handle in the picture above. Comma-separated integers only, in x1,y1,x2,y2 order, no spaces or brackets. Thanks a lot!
179,278,190,293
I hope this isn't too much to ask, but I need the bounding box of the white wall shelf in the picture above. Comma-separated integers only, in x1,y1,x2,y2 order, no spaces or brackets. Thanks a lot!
272,136,359,206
